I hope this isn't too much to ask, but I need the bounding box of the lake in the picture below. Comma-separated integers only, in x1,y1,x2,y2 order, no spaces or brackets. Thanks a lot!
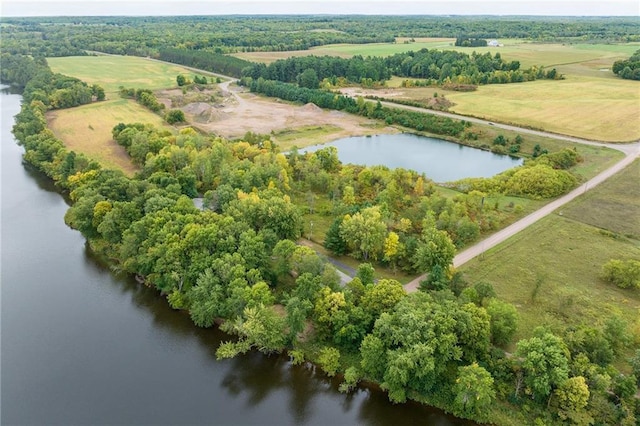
301,133,523,182
1,87,474,425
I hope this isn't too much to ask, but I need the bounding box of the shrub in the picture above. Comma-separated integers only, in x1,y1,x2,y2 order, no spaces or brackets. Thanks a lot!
165,109,185,124
600,259,640,289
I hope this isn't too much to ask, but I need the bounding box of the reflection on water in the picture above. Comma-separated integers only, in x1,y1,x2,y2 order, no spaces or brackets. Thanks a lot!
301,133,523,183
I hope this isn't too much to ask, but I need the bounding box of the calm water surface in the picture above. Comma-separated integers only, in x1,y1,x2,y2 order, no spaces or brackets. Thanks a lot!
1,88,474,425
302,133,523,182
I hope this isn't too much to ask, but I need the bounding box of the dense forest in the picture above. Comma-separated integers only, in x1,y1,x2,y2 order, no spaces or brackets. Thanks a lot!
1,15,638,58
4,54,639,425
242,50,559,87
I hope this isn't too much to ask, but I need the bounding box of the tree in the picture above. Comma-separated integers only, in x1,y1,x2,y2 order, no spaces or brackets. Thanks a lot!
340,206,387,261
356,263,375,285
216,304,287,359
553,376,592,425
453,363,496,420
324,217,347,255
318,346,341,377
297,68,319,89
176,74,187,86
486,299,518,346
412,214,456,273
515,328,570,401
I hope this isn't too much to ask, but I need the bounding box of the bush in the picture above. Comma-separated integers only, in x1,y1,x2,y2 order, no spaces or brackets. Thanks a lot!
600,259,640,289
165,109,185,124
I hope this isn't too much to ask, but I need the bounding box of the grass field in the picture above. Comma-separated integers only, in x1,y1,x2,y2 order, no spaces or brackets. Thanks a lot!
459,159,640,353
235,40,640,142
48,55,210,94
47,98,171,176
446,76,640,142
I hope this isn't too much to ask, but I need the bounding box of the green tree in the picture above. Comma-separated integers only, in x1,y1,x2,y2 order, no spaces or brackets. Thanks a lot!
324,217,347,255
486,299,518,346
340,206,387,261
412,215,456,273
297,68,319,89
601,259,640,289
515,328,570,401
165,109,186,124
216,304,287,359
553,376,592,425
176,74,187,86
453,363,496,420
317,346,341,377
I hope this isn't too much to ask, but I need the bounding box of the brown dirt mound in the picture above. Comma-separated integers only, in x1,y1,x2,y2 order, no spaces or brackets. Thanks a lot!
302,102,322,112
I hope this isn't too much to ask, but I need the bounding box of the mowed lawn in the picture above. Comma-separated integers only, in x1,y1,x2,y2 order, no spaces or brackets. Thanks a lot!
47,98,171,176
460,160,640,351
48,55,209,94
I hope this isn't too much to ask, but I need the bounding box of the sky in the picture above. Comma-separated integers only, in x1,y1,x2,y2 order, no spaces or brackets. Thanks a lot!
1,0,639,17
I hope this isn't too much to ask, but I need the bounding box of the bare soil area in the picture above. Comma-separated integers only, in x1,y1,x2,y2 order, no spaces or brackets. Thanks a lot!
159,83,395,144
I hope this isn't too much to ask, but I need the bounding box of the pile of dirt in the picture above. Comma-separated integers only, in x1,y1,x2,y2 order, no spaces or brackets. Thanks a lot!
182,102,212,115
302,102,322,112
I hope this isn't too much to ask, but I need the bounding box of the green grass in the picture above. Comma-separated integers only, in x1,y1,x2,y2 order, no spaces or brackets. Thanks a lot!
48,55,211,94
459,160,640,353
272,125,344,151
47,98,172,176
562,159,640,239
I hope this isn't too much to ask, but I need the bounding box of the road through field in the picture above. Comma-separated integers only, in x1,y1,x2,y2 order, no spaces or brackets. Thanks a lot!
404,140,640,292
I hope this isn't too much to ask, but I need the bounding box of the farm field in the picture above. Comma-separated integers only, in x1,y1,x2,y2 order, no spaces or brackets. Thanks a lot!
459,159,640,352
236,40,640,142
47,98,171,176
47,55,210,94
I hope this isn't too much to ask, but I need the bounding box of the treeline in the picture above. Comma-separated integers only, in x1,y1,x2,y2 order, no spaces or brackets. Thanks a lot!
2,16,638,60
242,55,391,85
119,87,165,112
242,49,559,88
158,48,252,78
385,49,560,84
1,54,104,106
241,77,466,137
612,49,640,80
455,37,488,47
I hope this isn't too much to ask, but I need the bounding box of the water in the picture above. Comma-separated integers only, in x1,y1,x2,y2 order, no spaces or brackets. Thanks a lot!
301,133,523,182
0,88,474,425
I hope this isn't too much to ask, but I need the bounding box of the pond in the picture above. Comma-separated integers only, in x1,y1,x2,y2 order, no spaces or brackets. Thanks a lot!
300,133,523,182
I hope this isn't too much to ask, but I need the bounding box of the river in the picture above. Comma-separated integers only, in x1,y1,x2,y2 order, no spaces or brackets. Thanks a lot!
301,133,523,183
1,88,474,425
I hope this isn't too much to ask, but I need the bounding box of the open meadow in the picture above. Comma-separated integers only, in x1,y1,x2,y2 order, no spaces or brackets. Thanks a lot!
459,159,640,355
47,55,211,94
47,98,170,176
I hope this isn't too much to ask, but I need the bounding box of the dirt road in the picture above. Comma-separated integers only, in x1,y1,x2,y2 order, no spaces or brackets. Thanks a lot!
404,141,640,292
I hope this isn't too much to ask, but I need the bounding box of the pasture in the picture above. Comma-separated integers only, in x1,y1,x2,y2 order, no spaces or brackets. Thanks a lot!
47,55,210,94
459,160,640,353
47,98,170,176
